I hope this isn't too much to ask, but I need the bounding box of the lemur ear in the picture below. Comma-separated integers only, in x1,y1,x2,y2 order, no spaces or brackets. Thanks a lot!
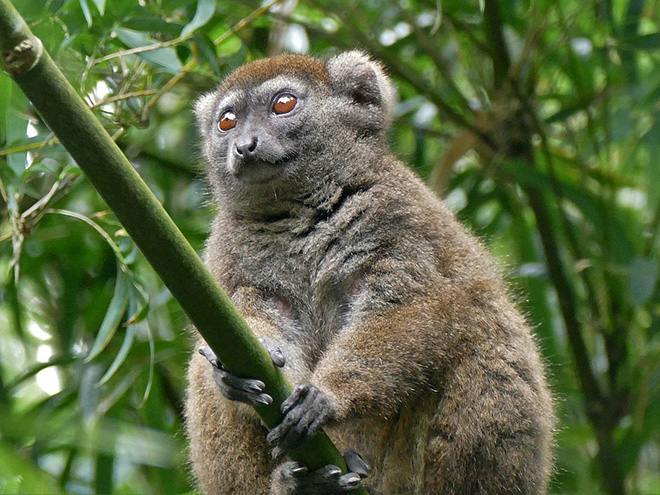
326,51,395,131
194,91,217,137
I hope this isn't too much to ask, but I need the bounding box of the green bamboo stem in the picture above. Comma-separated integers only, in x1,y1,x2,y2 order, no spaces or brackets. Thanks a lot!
0,0,362,483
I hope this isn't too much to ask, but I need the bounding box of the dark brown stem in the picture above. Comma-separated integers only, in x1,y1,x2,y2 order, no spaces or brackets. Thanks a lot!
483,0,511,88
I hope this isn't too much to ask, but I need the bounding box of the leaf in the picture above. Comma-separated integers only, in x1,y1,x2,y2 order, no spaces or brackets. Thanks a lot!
79,0,93,27
0,72,11,146
544,101,587,124
6,356,75,390
193,32,221,76
0,443,61,494
80,365,103,425
114,28,182,74
628,257,658,306
625,33,660,51
97,324,136,386
181,0,216,39
139,323,155,407
5,91,28,177
122,17,183,36
85,269,129,362
124,299,149,326
97,293,143,386
91,0,105,16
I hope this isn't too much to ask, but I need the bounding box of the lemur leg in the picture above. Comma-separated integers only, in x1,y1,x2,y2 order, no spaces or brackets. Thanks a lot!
423,352,552,495
186,349,276,494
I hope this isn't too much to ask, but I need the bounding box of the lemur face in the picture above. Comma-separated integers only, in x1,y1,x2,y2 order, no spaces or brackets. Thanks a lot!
195,52,394,191
201,75,314,184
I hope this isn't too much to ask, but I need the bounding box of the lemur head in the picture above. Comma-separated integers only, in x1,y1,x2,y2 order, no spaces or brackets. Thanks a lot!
195,51,395,196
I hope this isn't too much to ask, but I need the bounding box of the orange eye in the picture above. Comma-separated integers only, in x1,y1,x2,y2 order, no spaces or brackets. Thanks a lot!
218,111,237,132
272,94,297,115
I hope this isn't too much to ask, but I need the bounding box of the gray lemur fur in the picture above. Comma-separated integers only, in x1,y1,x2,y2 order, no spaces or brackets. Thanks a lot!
185,51,554,494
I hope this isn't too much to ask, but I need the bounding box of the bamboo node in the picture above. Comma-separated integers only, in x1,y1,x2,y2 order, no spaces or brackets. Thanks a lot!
2,37,42,74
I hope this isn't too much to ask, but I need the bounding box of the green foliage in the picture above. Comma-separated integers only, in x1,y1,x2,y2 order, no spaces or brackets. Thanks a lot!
1,0,659,493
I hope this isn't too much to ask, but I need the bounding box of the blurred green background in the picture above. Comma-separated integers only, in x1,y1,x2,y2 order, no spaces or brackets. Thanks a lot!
1,0,659,493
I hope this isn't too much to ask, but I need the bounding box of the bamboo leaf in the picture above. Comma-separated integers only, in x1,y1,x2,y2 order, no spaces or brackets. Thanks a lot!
139,322,156,407
79,0,93,28
80,365,103,424
628,257,658,306
91,0,105,16
0,72,10,146
6,356,74,390
0,443,61,494
181,0,216,39
85,269,129,363
624,33,660,51
97,324,137,386
124,300,149,326
114,28,182,74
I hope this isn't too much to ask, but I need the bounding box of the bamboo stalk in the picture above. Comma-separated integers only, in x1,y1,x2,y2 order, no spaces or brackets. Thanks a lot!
0,0,361,483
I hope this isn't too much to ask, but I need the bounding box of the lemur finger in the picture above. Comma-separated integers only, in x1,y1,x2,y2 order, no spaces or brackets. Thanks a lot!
280,461,308,479
337,473,363,490
198,345,221,368
259,337,286,367
216,368,266,394
268,393,318,448
280,383,309,414
210,367,272,405
219,384,273,406
342,450,371,479
306,464,342,484
267,409,299,445
271,446,286,460
277,406,317,449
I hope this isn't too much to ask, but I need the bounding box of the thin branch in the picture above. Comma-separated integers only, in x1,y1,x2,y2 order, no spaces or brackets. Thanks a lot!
93,35,192,66
90,89,157,109
0,137,57,156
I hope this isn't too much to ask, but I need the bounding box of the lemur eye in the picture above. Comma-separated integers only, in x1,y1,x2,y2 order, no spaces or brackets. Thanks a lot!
218,110,237,132
272,94,297,115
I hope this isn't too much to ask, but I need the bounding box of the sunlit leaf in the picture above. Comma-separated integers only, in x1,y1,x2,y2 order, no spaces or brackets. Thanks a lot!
114,28,183,74
79,0,93,27
0,443,61,494
91,0,105,16
181,0,216,38
6,356,75,390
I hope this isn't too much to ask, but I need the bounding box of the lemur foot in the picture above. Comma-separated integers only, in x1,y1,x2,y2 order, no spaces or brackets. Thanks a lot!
273,449,371,494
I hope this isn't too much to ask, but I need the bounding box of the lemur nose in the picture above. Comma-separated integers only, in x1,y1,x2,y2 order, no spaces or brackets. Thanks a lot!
234,136,258,158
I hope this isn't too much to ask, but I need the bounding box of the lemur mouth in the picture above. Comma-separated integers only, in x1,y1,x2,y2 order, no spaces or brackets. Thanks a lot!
229,157,289,184
229,150,300,184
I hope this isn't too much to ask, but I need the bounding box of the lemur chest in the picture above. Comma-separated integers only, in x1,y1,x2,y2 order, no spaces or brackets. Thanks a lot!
230,223,370,357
